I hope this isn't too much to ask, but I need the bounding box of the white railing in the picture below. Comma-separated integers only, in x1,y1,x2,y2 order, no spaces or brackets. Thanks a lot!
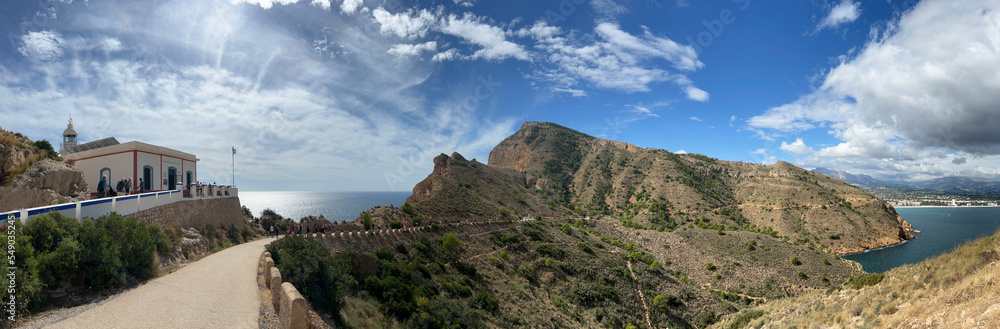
0,189,187,225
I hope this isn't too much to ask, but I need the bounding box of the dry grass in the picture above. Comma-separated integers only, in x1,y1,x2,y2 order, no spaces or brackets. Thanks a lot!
711,229,1000,329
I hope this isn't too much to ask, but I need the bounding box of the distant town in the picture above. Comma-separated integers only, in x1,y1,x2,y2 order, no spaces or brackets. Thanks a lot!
863,186,1000,207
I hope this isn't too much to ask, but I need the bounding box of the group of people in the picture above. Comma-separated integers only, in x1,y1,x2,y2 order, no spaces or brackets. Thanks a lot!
267,223,336,237
96,175,145,198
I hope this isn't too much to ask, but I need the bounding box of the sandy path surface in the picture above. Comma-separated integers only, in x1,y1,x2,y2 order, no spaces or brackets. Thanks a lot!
44,238,275,329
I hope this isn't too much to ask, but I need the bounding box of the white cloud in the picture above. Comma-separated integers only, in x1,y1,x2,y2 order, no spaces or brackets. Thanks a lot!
676,0,690,8
729,115,737,126
684,86,709,102
779,138,815,155
675,150,687,154
554,88,587,97
439,13,529,61
431,48,460,62
629,105,658,117
387,41,437,58
231,0,299,9
371,8,437,39
591,0,627,19
750,148,766,155
18,31,65,61
689,116,701,122
751,0,1000,181
340,0,363,14
818,0,861,30
528,21,707,99
310,0,330,10
453,0,476,7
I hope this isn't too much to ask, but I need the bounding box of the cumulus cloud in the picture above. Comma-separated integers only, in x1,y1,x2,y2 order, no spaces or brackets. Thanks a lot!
371,8,437,39
340,0,363,14
751,0,1000,181
18,31,65,60
231,0,299,9
952,157,967,165
527,21,707,99
818,0,861,30
439,13,529,61
431,48,460,62
675,150,687,154
387,41,437,58
779,138,815,155
689,116,701,122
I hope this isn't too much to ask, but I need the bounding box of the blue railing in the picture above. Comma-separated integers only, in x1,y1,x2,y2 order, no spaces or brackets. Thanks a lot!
0,189,183,226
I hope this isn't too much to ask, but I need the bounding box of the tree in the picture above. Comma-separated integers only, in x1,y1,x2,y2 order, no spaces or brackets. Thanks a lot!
34,140,56,158
361,211,373,230
442,233,461,254
401,202,415,215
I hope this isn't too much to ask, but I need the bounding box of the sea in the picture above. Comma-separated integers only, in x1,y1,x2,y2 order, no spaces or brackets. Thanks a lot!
843,207,1000,273
239,191,410,223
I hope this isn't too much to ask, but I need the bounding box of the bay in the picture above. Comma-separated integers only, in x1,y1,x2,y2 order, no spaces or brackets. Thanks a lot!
843,207,1000,273
239,191,410,223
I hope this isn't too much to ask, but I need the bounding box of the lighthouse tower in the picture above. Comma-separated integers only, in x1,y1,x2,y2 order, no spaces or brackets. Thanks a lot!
59,116,78,155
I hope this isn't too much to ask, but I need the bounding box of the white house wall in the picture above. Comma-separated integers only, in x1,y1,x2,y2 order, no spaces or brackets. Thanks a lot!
74,152,134,193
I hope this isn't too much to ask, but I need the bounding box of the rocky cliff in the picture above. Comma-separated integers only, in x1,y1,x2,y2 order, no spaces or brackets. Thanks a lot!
0,127,90,212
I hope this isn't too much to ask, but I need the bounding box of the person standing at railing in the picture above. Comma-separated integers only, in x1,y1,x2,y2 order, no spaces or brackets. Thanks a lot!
125,178,131,194
137,178,145,194
97,176,107,198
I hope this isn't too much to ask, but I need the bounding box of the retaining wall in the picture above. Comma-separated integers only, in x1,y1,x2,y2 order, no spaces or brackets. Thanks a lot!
129,197,246,229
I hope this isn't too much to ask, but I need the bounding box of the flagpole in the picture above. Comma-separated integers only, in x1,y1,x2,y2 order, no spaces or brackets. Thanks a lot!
232,147,235,187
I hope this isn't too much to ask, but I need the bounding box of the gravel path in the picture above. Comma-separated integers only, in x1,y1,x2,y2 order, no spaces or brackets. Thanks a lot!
42,238,275,329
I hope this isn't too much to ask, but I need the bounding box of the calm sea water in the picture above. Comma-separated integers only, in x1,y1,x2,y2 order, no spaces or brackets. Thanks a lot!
843,207,1000,273
239,191,410,223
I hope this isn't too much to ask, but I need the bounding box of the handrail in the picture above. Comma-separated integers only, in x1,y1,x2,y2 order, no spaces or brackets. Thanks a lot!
0,189,218,226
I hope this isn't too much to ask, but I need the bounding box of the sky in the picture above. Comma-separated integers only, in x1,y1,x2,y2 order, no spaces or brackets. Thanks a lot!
1,0,999,191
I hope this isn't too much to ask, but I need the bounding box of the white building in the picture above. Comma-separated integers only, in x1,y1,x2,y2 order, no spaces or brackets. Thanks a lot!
59,119,198,195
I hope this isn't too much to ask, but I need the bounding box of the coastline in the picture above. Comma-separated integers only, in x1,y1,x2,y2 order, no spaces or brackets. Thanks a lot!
892,205,1000,208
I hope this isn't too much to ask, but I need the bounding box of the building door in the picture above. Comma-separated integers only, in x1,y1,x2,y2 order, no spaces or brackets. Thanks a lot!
186,171,192,188
168,168,177,190
143,167,153,191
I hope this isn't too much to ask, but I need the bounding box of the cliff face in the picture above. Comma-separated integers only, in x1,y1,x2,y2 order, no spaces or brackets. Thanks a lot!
392,122,914,254
0,127,90,212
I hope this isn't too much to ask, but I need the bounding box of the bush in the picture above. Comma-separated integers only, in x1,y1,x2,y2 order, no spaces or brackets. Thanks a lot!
706,262,716,271
791,257,801,266
442,234,461,254
389,221,402,229
411,216,423,226
266,235,346,317
122,216,158,279
361,212,373,230
797,271,808,280
149,224,174,257
536,244,567,260
823,258,831,265
845,273,885,289
473,291,500,314
401,202,415,215
226,224,244,244
746,240,757,251
727,309,765,329
653,294,680,313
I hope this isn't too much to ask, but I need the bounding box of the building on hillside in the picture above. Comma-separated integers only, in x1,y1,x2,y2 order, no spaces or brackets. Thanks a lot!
59,119,198,195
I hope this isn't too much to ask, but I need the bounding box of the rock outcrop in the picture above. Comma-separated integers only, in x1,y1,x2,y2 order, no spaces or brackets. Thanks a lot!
0,158,90,212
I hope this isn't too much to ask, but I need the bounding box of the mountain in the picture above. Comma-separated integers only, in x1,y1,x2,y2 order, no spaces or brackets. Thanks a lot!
811,168,899,187
365,122,914,255
915,176,1000,194
323,122,924,327
0,127,90,212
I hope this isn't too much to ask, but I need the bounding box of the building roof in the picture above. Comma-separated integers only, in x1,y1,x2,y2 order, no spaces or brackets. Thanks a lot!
61,137,119,154
63,140,198,162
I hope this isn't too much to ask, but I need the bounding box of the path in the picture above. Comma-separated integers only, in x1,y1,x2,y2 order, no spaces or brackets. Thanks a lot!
45,237,275,329
626,260,655,329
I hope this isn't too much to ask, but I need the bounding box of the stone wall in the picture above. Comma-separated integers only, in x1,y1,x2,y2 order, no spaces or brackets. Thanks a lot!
130,197,246,229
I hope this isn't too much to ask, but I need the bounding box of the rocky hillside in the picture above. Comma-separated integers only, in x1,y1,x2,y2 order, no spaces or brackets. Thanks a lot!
712,228,1000,328
487,122,913,255
0,127,89,212
363,122,913,255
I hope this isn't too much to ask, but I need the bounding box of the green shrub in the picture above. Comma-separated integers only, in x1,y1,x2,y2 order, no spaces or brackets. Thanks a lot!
389,221,402,229
149,224,174,257
361,212,373,230
266,235,346,317
823,258,831,265
727,309,765,329
401,202,415,215
122,216,158,279
653,294,680,313
411,216,423,226
706,262,716,271
536,244,567,260
567,282,617,306
746,240,757,251
517,264,536,283
442,234,461,254
373,247,394,261
78,218,126,288
226,224,244,244
797,271,808,280
1,226,43,315
473,291,500,314
442,280,473,297
845,273,885,289
791,257,801,266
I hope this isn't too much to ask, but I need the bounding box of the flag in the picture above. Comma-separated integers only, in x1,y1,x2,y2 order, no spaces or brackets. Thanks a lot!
232,147,236,155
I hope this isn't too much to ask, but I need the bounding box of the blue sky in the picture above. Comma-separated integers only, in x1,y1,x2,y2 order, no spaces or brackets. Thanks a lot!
2,0,999,191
